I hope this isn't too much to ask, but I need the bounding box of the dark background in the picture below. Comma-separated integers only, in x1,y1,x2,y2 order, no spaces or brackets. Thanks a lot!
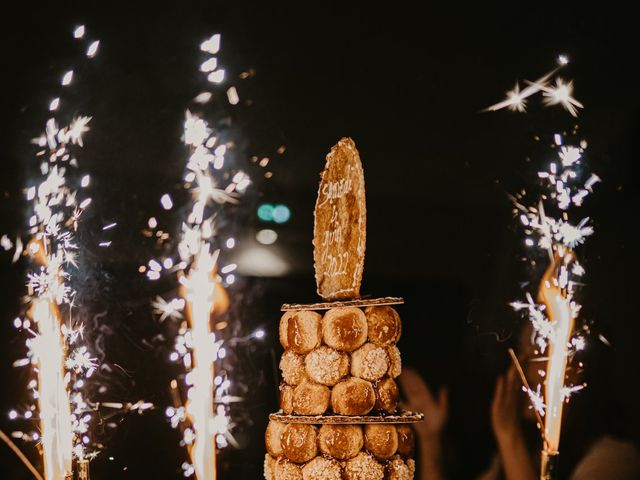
1,2,639,478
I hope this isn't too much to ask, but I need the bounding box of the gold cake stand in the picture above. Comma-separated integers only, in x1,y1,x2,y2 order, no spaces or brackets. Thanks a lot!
270,410,423,425
281,296,404,311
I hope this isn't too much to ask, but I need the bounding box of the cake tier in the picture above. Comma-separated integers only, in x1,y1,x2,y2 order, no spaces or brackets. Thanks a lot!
279,304,403,416
265,421,415,480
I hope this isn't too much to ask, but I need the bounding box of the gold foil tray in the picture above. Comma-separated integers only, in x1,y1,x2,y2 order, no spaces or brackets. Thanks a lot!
282,297,404,312
269,410,423,424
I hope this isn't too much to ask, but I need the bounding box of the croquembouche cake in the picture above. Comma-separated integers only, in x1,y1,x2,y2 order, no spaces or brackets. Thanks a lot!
264,138,423,480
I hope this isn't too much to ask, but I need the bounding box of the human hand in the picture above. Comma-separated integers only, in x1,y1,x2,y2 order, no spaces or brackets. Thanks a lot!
491,365,522,443
398,367,448,439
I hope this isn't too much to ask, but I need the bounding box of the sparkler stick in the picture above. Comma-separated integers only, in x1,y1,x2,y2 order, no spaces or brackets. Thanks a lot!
507,348,545,438
487,58,597,479
0,429,44,480
75,459,90,480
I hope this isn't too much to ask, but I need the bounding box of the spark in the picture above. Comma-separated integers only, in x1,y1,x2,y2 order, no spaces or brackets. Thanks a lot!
49,98,60,111
161,194,174,210
484,70,556,113
195,93,214,106
200,58,218,73
200,34,221,54
560,384,585,400
585,174,601,191
152,296,186,322
559,146,582,167
526,384,546,417
149,259,162,272
207,70,225,84
61,71,74,86
1,234,13,251
67,116,92,147
571,336,586,351
220,263,236,274
86,41,100,58
226,87,239,105
540,78,584,117
184,111,211,147
147,271,161,281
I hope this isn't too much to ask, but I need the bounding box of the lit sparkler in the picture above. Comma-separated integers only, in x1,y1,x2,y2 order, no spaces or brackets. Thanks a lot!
488,61,597,479
146,33,263,479
7,26,101,480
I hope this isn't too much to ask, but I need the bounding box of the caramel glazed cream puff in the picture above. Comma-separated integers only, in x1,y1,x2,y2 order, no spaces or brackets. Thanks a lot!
278,306,402,416
265,421,416,480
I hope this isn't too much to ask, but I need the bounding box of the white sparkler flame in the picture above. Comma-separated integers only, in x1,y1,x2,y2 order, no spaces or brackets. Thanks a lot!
184,247,218,480
539,257,575,453
184,111,211,147
32,298,74,479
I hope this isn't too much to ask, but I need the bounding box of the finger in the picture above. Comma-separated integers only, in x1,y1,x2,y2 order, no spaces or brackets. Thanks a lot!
507,364,517,386
492,374,504,409
439,387,449,417
505,366,519,403
399,368,435,405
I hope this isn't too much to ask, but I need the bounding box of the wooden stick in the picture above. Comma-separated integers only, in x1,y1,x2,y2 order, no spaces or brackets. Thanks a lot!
0,428,44,480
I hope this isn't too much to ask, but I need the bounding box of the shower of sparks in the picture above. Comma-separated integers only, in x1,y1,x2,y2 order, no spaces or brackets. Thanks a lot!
492,65,598,454
4,27,157,478
146,33,263,479
4,26,102,480
484,64,583,117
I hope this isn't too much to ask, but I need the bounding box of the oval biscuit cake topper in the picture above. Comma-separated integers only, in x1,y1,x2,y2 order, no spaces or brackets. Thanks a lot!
313,137,366,300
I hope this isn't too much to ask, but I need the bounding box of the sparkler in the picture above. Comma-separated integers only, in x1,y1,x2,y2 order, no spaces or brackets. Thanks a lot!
487,59,598,479
5,26,101,480
146,33,261,479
